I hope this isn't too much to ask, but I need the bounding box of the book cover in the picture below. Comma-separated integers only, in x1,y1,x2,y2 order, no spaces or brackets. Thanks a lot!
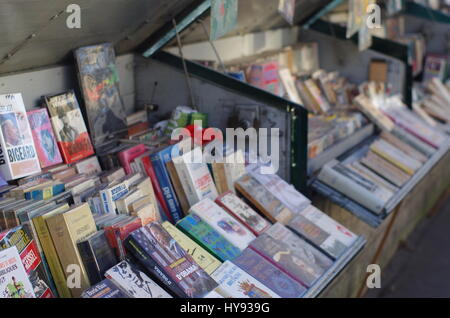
27,108,63,169
100,181,129,215
287,205,358,260
104,217,142,260
249,231,331,288
173,147,219,207
211,261,281,298
210,0,238,41
162,221,221,275
118,144,148,175
232,248,307,298
77,230,118,286
235,174,295,224
189,199,256,251
0,225,54,298
361,151,410,187
125,223,218,298
0,94,41,180
177,214,241,262
0,246,36,298
150,146,184,223
215,191,270,236
46,203,97,297
166,160,190,215
75,156,102,176
105,260,172,298
74,43,127,147
81,279,128,298
45,91,95,164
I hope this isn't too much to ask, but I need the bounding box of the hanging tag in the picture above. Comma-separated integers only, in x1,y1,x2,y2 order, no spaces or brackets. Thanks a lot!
210,0,239,41
278,0,296,25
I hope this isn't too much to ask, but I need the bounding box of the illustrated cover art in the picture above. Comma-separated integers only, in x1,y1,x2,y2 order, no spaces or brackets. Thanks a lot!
81,279,128,298
211,261,280,298
0,246,36,298
128,223,218,298
248,62,281,95
45,91,94,164
0,94,41,180
27,108,63,169
177,214,242,262
233,248,306,298
210,0,239,41
215,191,270,236
105,260,172,298
189,199,256,251
287,205,357,260
75,43,127,147
0,225,54,298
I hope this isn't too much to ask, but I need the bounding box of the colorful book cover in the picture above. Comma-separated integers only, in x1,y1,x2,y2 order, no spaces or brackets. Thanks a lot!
150,146,183,223
177,213,241,262
27,108,63,169
75,156,102,176
189,198,256,251
45,91,95,164
215,191,271,236
210,0,238,41
126,223,218,298
0,225,54,298
0,94,41,180
81,279,128,298
162,221,221,275
118,144,148,175
248,62,281,95
250,223,333,287
232,248,306,298
287,205,357,260
0,246,36,298
74,43,127,147
211,261,281,298
105,260,172,298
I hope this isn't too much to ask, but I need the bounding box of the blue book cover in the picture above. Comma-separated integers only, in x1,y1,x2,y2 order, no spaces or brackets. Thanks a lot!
81,279,129,298
177,213,241,262
25,183,65,200
150,146,183,223
232,248,307,298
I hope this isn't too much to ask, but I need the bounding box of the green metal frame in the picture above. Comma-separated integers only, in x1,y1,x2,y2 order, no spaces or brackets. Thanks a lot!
404,1,450,24
308,19,413,108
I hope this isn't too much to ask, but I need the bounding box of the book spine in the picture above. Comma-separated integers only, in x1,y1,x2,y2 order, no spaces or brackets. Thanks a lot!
317,164,384,214
100,189,115,215
166,161,190,215
140,156,171,221
33,216,72,298
173,160,199,206
78,241,102,286
392,127,435,157
124,237,187,297
150,153,182,223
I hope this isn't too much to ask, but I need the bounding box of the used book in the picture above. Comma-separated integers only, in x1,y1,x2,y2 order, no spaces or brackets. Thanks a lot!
81,279,128,298
45,90,95,164
0,93,41,180
27,108,63,169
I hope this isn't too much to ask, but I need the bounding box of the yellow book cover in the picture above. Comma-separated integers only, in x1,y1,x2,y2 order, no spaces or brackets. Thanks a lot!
32,203,72,298
370,145,415,175
162,221,221,275
46,203,97,298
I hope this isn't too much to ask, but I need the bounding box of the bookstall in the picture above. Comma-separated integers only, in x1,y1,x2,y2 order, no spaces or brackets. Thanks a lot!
0,0,368,299
162,0,450,298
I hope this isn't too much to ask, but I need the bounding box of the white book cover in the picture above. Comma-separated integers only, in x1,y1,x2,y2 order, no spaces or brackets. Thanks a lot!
0,94,41,180
372,139,422,172
115,189,143,214
0,246,36,298
105,261,172,298
223,150,246,194
190,198,256,251
174,147,218,206
75,156,102,176
247,164,311,213
211,261,280,298
100,181,129,214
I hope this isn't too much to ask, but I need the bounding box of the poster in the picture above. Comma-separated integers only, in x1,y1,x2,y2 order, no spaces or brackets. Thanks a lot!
210,0,238,40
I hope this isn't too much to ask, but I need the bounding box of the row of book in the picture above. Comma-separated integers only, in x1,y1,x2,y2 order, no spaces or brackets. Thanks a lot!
0,127,362,298
315,83,448,215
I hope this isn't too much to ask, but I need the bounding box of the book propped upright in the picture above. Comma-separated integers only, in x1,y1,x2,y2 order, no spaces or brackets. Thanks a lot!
0,94,41,180
45,91,95,164
27,108,63,169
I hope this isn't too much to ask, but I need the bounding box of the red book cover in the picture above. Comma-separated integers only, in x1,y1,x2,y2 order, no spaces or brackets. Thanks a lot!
0,225,54,298
128,121,150,136
118,144,148,175
44,91,95,164
105,218,142,259
140,155,172,222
